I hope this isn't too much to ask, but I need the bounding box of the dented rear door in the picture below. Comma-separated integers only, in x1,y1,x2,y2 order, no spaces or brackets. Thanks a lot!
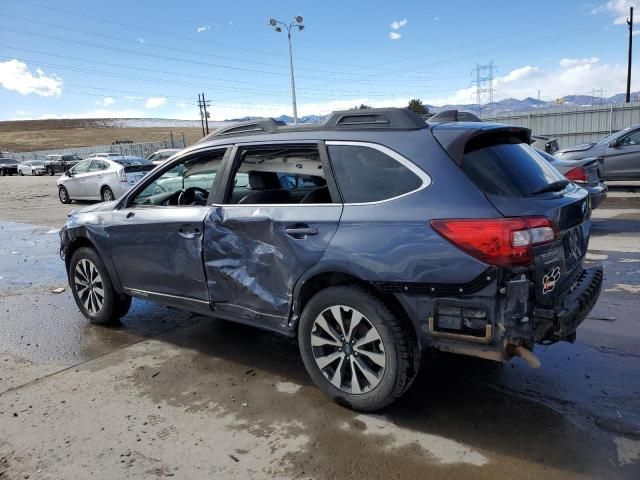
203,204,342,327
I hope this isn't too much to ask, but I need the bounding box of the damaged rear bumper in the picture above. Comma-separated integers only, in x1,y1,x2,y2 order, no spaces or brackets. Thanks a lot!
533,264,604,344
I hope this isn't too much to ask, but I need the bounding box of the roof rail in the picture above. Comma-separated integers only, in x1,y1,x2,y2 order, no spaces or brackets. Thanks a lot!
428,110,482,123
198,107,428,142
322,108,427,130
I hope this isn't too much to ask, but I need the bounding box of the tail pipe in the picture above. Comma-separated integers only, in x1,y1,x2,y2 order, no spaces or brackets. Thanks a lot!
507,344,541,368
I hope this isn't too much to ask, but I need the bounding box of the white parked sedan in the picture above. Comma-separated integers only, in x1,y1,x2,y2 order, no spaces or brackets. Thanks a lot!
56,156,154,204
18,160,46,176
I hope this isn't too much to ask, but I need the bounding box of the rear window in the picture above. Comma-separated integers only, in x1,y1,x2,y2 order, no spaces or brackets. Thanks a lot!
327,144,423,203
461,142,566,197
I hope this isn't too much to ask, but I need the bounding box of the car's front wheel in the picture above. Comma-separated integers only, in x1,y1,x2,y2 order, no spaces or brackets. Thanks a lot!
298,285,420,411
58,186,72,204
69,247,130,324
47,167,55,176
18,170,23,176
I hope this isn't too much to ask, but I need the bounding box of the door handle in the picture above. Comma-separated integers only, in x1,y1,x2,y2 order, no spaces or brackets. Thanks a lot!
126,211,135,218
178,224,201,239
285,225,318,238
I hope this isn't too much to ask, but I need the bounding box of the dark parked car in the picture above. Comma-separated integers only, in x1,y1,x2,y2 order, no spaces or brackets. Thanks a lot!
555,125,640,180
60,108,602,411
531,135,559,154
536,150,608,209
0,157,18,176
44,154,82,176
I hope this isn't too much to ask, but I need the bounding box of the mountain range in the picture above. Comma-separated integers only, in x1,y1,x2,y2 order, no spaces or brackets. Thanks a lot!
225,91,640,123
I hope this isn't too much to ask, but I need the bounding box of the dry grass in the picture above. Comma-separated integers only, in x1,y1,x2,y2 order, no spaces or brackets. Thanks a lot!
0,119,205,151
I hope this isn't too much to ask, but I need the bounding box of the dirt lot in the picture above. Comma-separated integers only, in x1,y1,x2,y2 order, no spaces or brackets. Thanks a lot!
0,174,639,479
0,119,203,151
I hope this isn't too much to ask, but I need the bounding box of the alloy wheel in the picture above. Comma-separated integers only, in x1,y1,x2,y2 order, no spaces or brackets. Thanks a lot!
311,305,386,394
74,259,105,314
103,188,114,202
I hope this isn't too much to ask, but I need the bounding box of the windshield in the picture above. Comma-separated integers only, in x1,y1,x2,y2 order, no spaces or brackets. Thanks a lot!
462,142,566,197
31,161,44,166
1,158,17,164
62,155,80,161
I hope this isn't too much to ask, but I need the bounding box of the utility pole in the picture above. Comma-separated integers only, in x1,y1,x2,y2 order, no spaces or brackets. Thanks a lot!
197,94,205,136
627,6,633,103
269,16,305,124
201,92,210,135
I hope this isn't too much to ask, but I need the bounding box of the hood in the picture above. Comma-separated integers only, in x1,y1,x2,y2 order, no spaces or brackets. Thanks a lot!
557,143,595,154
68,200,118,217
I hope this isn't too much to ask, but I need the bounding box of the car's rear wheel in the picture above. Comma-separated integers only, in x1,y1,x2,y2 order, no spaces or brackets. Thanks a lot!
47,167,55,176
298,285,419,411
101,186,115,202
58,186,72,204
69,247,130,324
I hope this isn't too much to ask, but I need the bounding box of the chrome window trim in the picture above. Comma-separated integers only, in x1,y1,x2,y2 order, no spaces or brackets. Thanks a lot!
326,140,431,205
123,287,210,305
221,141,431,207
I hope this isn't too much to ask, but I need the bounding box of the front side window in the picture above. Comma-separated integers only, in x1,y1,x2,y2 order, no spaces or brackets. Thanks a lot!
620,129,640,146
226,144,335,204
131,149,226,207
327,144,423,203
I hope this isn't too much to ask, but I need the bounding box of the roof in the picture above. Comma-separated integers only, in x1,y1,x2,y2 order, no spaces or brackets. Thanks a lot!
198,107,428,142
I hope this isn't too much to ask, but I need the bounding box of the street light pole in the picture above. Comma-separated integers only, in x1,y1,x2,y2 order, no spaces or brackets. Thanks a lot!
269,16,304,125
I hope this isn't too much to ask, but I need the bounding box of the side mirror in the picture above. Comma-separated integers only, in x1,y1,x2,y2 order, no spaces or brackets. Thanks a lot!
610,139,622,148
65,170,73,177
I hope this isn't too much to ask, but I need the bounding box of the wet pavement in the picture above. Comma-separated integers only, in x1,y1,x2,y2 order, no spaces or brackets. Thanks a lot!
0,179,639,479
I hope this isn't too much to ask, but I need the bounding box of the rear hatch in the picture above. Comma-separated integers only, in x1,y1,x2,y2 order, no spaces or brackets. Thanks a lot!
116,159,154,185
435,126,591,302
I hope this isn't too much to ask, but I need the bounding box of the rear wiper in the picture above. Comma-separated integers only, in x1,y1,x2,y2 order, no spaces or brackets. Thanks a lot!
530,180,570,195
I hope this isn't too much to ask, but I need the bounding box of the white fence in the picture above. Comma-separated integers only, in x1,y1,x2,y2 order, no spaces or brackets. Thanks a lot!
5,138,187,162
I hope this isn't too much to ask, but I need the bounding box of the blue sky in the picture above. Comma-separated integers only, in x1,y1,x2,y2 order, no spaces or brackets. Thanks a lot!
1,0,639,120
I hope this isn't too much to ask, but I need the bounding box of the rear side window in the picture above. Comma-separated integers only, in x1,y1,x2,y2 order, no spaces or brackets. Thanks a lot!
462,142,565,197
327,144,423,203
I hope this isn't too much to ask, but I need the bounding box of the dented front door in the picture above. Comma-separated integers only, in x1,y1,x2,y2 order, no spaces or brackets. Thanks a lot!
203,204,342,327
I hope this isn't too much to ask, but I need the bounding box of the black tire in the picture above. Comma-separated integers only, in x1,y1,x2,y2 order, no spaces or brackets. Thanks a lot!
298,285,420,411
69,247,126,325
0,169,4,176
101,186,115,202
47,167,55,176
58,186,72,204
18,170,23,176
31,169,35,176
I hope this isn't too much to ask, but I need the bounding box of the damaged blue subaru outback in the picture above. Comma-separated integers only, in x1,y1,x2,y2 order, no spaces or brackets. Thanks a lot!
60,108,603,411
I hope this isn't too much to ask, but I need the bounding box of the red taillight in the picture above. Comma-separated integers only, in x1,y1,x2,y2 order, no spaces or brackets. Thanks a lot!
431,217,556,267
564,166,588,184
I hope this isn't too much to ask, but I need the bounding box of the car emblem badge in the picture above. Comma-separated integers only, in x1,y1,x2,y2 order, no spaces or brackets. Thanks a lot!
542,267,561,294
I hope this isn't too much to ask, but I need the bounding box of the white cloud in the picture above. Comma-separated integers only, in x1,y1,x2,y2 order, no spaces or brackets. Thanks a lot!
389,32,402,40
434,16,440,21
0,59,62,97
145,97,167,108
138,38,144,44
196,25,210,33
390,19,408,30
124,95,143,101
559,57,600,68
591,1,639,24
422,60,639,106
95,97,115,107
175,101,188,109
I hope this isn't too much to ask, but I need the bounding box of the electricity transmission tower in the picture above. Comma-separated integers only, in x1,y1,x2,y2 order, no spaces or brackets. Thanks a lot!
471,61,497,115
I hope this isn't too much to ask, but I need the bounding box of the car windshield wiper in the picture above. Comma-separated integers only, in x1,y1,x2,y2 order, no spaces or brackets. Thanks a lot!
530,180,570,195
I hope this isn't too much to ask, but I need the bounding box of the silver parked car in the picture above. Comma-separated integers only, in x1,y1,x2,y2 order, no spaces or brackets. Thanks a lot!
56,156,154,204
147,148,181,165
555,124,640,180
18,160,46,176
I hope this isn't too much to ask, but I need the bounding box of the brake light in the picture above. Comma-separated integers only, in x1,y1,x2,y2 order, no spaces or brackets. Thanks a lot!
564,166,588,184
117,169,127,183
431,217,556,267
